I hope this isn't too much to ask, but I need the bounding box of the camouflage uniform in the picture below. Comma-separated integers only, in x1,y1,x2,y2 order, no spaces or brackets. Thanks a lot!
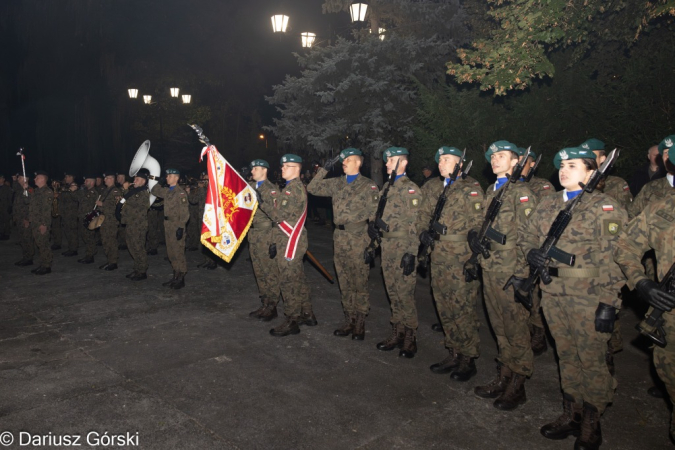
29,185,53,269
100,186,123,265
614,194,675,440
477,181,536,377
151,184,190,273
421,177,483,357
0,182,13,238
121,188,150,273
187,188,201,249
146,198,164,253
50,199,62,248
603,175,633,212
12,182,34,261
627,176,672,219
520,190,626,412
248,180,281,304
71,187,99,259
307,167,378,316
60,186,79,252
258,178,311,319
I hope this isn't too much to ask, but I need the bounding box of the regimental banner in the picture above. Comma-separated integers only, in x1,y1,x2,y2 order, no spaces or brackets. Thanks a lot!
199,145,257,262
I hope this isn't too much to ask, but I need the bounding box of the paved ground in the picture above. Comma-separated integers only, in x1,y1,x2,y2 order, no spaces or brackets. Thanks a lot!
0,222,672,449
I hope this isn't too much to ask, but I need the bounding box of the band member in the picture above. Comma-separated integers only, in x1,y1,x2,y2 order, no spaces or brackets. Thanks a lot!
119,169,150,281
68,174,99,264
98,172,123,270
12,174,34,266
60,171,80,257
29,170,53,275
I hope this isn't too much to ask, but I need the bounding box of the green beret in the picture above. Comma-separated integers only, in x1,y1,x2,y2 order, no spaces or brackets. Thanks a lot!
280,154,302,164
658,135,675,155
250,159,270,169
34,170,49,177
103,171,115,178
83,174,97,180
435,146,463,163
580,138,605,151
165,168,180,175
485,140,518,162
518,147,537,159
339,147,362,161
553,147,596,169
382,147,409,163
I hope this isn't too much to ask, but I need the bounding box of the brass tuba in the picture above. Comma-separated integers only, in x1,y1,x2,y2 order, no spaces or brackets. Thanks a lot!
51,180,61,218
129,140,161,206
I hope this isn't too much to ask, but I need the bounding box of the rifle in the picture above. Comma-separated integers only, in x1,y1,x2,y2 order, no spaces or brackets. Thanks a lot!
636,261,675,348
463,147,532,281
504,148,620,309
364,159,400,264
525,153,542,182
417,149,468,270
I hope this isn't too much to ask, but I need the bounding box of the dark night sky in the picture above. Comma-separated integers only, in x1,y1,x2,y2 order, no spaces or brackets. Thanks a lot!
0,0,351,178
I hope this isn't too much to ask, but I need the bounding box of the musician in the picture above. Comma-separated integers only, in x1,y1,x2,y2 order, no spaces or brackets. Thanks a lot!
0,174,12,240
97,172,123,271
60,172,79,257
151,168,189,289
119,169,150,281
68,174,99,264
116,172,128,251
28,170,53,275
12,174,34,266
50,179,63,251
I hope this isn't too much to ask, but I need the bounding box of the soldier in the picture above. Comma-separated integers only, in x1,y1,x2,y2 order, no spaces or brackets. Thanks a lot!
613,146,675,443
12,174,34,266
247,159,282,322
420,146,483,379
50,178,62,250
521,147,626,450
307,148,379,340
257,154,313,337
119,170,150,280
97,172,123,270
151,168,190,289
60,172,79,257
628,135,675,219
372,147,425,357
69,175,99,264
116,172,128,251
146,197,163,256
28,171,53,275
0,174,12,240
520,148,556,356
469,141,536,411
95,176,105,194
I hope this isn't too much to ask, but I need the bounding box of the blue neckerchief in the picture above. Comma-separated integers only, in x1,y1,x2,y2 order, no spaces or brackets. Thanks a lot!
346,174,359,184
444,178,453,187
495,177,508,190
564,189,582,201
519,176,525,182
256,181,264,189
395,173,406,181
285,178,296,186
169,185,175,191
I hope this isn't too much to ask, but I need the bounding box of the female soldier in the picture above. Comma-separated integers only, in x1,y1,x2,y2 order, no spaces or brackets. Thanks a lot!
519,147,627,450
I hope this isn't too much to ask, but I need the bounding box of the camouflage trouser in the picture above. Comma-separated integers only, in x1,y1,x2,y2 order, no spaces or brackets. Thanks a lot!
117,225,126,247
82,226,97,258
249,227,280,303
146,210,162,251
381,238,418,329
17,221,34,260
50,215,62,246
31,225,53,268
126,223,148,273
542,294,616,412
528,285,545,329
653,309,675,439
164,220,187,273
483,271,533,377
62,212,79,252
275,231,310,318
101,220,119,264
334,228,371,315
431,261,480,357
609,309,623,353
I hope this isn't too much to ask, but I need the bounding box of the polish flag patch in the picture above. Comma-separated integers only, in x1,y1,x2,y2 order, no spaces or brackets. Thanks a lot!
284,190,292,196
623,185,629,191
474,182,480,186
603,205,614,211
470,191,479,197
408,189,416,194
520,196,529,203
270,191,277,195
543,184,550,190
371,185,378,190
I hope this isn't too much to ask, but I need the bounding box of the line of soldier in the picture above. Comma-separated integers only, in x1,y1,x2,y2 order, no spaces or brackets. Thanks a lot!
244,135,675,450
2,168,210,289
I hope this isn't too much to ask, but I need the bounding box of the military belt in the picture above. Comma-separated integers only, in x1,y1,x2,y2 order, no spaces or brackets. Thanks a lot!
337,221,367,231
491,240,517,250
251,222,274,229
381,231,408,239
434,234,466,242
548,267,600,278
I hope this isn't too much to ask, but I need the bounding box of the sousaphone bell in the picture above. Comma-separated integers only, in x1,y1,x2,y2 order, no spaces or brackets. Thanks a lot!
129,140,161,205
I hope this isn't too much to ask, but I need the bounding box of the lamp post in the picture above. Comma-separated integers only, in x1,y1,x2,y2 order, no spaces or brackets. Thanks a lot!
349,3,368,22
259,133,268,148
271,14,289,33
301,32,316,48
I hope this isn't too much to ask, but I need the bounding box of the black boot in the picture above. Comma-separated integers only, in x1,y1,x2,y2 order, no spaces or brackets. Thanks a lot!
35,267,51,275
270,317,300,337
131,272,147,281
31,266,42,273
352,312,366,341
376,323,404,351
249,297,267,319
334,312,354,337
531,325,548,356
574,402,602,450
430,348,459,374
126,271,138,279
15,259,33,266
450,354,477,381
298,309,318,326
78,256,94,264
258,302,278,322
62,250,77,257
163,271,177,287
494,373,527,411
171,272,185,289
541,393,582,440
104,263,118,271
475,364,512,399
398,327,417,358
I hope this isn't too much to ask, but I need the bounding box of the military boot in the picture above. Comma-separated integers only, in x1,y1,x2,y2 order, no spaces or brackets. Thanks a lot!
352,312,366,341
78,256,94,264
541,393,582,440
334,312,355,337
574,402,602,450
131,272,147,281
249,297,267,319
171,272,185,289
15,259,33,266
474,364,512,399
399,327,417,358
531,325,548,356
494,372,527,411
430,348,459,374
450,354,477,382
126,271,138,279
270,317,300,337
162,271,177,287
62,250,77,257
34,267,51,275
376,323,405,351
298,309,318,326
258,301,278,322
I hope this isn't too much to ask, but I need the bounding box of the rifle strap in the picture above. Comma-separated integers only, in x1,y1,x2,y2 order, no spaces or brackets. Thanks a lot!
381,231,408,239
434,234,466,242
548,267,600,278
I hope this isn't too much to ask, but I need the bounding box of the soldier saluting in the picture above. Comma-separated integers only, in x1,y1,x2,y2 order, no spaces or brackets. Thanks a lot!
118,169,150,281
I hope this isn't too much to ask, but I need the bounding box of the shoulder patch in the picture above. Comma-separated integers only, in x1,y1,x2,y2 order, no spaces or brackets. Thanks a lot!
408,189,416,194
623,185,629,191
474,181,480,186
519,196,529,203
270,190,277,195
284,190,292,196
602,219,622,235
524,208,532,216
656,210,675,222
371,185,378,190
470,191,479,197
543,184,550,190
474,202,481,211
602,205,614,211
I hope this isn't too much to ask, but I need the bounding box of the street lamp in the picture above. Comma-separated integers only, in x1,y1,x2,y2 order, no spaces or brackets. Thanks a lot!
259,133,268,148
349,3,368,22
271,14,289,33
170,87,180,98
143,95,152,104
128,88,139,99
301,32,316,48
181,94,191,104
370,27,386,40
